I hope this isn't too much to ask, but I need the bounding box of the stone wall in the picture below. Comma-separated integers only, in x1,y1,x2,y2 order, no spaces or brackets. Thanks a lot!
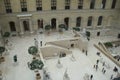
0,0,119,34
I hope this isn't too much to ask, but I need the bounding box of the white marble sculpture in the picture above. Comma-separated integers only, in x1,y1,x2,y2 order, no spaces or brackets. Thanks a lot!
56,59,62,68
83,28,86,34
43,67,52,80
83,73,89,80
34,39,39,49
70,54,76,61
63,69,70,80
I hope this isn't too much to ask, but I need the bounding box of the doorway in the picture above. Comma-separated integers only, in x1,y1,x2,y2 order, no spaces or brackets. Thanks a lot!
23,20,29,31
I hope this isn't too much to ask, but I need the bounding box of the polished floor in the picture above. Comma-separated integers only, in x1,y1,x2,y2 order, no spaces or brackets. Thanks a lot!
0,30,120,80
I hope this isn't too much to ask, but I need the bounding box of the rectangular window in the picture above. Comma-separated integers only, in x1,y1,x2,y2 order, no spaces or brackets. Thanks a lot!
51,0,56,10
4,0,12,13
90,0,95,9
20,0,27,12
65,0,70,10
111,0,117,9
36,0,42,11
78,0,83,9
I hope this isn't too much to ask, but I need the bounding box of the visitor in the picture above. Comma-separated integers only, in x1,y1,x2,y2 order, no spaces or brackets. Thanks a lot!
13,55,17,62
96,64,98,71
85,50,88,56
102,67,104,72
103,62,105,66
103,70,106,74
93,65,96,69
96,59,99,64
117,58,120,61
90,74,93,80
98,42,101,45
82,49,85,53
113,66,118,72
96,52,100,56
40,41,42,47
0,70,2,80
110,74,113,80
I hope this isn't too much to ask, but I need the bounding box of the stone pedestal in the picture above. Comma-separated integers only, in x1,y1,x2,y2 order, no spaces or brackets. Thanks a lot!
36,73,41,80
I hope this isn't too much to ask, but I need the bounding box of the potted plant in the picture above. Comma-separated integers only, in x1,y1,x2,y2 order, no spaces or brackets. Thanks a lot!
73,27,80,31
45,25,51,35
0,46,5,62
28,59,44,80
104,42,113,48
3,32,10,38
58,24,66,33
29,59,44,70
2,32,10,46
28,46,38,57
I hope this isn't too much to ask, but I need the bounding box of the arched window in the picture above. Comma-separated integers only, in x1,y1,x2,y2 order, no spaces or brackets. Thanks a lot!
38,19,43,29
111,0,117,9
87,16,92,26
97,16,103,26
23,21,29,31
76,17,81,27
64,17,69,28
51,18,56,29
9,21,16,31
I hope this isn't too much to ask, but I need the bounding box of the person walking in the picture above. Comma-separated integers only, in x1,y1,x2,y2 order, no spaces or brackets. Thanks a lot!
103,70,106,74
90,74,93,80
96,64,98,71
40,41,42,47
110,74,113,80
96,59,99,64
103,62,105,66
13,55,17,62
102,67,104,72
85,50,88,56
93,64,96,69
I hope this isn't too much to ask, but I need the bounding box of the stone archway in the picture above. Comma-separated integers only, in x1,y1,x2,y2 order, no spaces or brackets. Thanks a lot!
64,17,69,29
9,21,16,32
23,20,29,31
76,17,81,27
17,14,33,34
38,19,43,29
51,18,56,29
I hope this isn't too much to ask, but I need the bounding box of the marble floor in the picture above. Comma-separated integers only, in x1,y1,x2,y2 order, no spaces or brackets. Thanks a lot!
0,30,120,80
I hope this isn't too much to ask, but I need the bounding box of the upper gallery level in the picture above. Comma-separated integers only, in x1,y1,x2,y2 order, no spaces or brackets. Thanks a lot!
0,0,120,14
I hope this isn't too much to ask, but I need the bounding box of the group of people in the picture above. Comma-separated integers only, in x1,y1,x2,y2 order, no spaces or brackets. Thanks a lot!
92,52,119,80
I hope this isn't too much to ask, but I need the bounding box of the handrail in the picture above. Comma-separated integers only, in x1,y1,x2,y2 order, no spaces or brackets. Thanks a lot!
94,44,120,67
